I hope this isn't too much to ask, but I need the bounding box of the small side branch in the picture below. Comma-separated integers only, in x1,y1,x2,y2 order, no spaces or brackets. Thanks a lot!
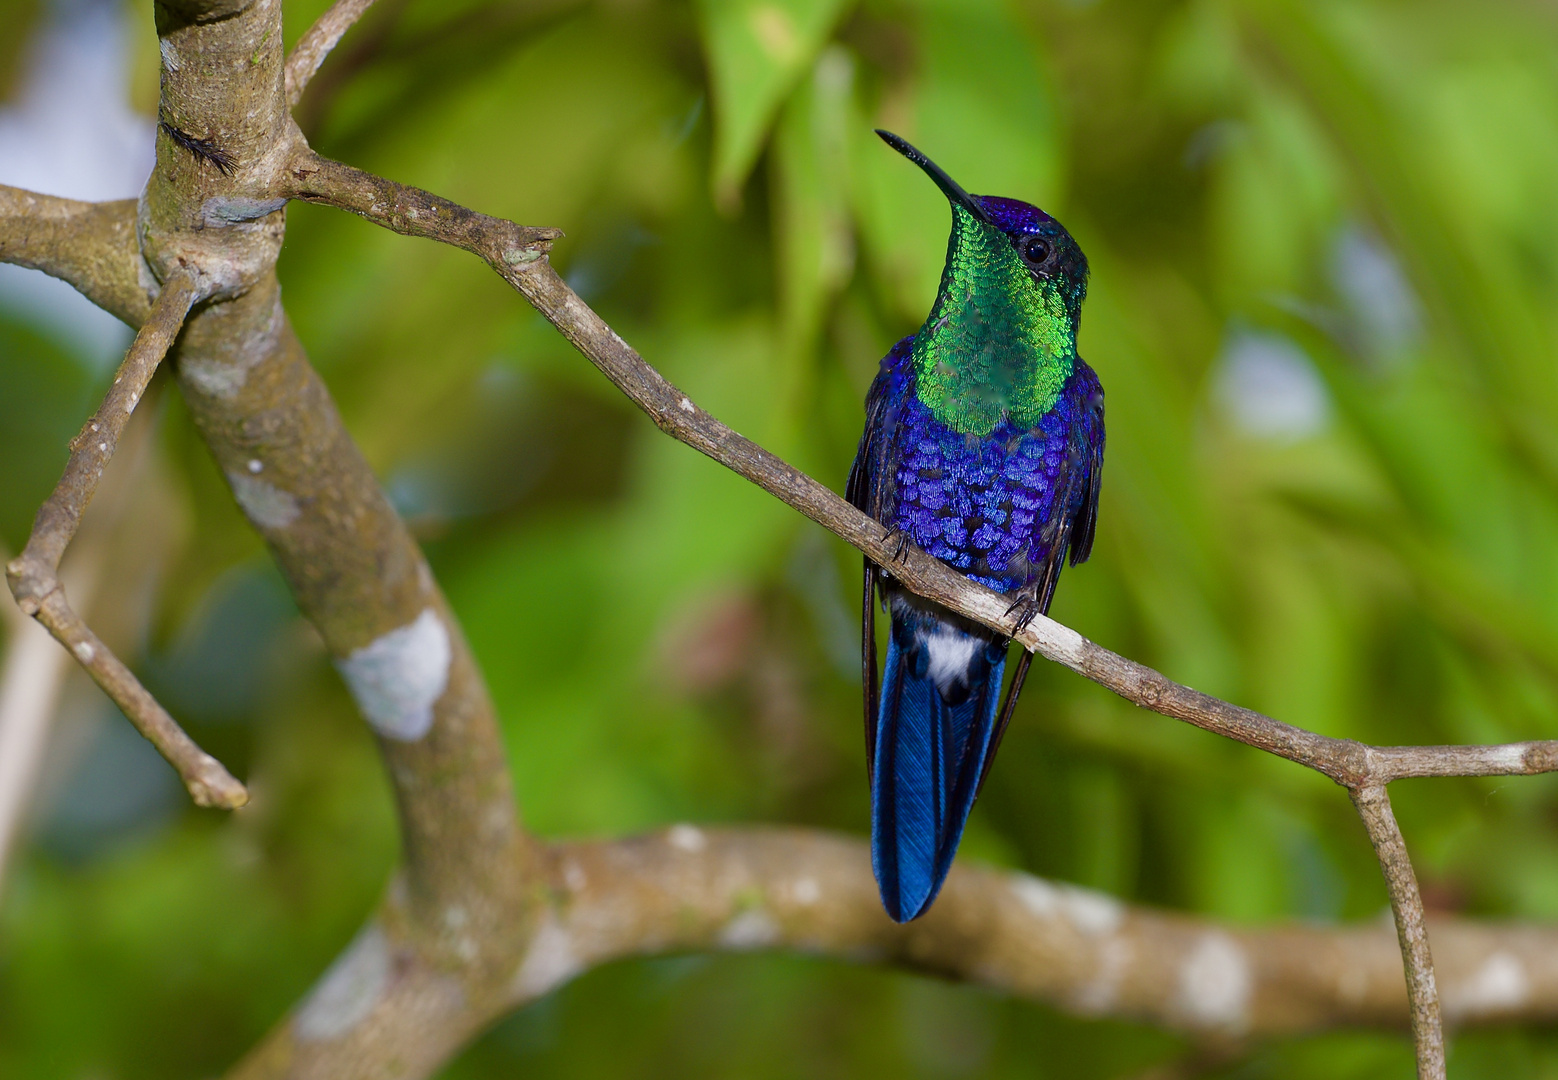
4,271,246,810
283,153,562,258
0,186,151,327
1352,785,1444,1080
284,0,379,107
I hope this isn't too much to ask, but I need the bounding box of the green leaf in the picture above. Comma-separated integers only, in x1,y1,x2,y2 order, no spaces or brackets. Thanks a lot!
696,0,852,211
769,44,858,443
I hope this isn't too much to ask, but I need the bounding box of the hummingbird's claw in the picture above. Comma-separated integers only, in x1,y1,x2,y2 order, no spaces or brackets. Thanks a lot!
880,528,911,564
1005,595,1042,633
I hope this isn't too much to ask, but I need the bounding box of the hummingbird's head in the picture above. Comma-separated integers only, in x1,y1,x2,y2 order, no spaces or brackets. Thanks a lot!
974,195,1089,327
876,130,1088,434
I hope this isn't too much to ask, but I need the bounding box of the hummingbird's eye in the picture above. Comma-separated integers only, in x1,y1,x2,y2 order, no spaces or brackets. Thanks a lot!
1018,234,1053,271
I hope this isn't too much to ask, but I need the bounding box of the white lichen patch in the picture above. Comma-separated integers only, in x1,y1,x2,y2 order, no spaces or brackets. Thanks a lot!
513,914,584,999
1072,935,1133,1015
336,608,451,742
227,470,300,529
1009,873,1124,936
1486,744,1528,772
180,294,285,401
73,641,95,663
442,906,477,961
1034,620,1088,665
1177,933,1251,1032
1444,951,1528,1019
719,909,780,950
183,357,251,399
667,824,707,853
562,860,588,893
296,924,390,1042
200,195,288,227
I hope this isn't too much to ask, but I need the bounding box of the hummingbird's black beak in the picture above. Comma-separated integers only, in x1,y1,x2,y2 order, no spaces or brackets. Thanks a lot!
875,130,992,225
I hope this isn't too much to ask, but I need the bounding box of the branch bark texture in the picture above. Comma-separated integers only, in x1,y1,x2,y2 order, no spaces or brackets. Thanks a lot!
1353,785,1445,1079
539,827,1558,1036
0,187,150,324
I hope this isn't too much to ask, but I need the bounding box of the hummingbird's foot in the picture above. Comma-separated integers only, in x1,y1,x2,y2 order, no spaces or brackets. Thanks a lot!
879,527,911,564
1005,595,1043,633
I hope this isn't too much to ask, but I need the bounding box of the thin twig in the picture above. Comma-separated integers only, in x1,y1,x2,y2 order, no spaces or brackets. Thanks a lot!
4,271,247,810
284,153,561,255
1352,785,1445,1079
0,402,146,886
285,0,380,108
279,156,1558,791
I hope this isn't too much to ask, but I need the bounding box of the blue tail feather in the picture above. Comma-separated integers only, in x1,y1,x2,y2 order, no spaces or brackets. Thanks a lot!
871,608,1006,922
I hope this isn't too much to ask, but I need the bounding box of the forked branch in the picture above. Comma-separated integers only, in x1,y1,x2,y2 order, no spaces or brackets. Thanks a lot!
3,270,247,809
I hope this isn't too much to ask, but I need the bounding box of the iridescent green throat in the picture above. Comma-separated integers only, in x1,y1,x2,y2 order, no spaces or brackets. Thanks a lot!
911,205,1075,437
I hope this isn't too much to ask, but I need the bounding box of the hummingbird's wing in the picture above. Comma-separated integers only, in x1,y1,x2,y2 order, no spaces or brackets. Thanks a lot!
848,337,916,780
846,337,913,520
1066,363,1106,567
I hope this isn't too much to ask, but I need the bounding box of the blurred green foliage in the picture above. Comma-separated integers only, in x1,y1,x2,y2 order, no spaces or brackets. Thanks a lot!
5,0,1558,1076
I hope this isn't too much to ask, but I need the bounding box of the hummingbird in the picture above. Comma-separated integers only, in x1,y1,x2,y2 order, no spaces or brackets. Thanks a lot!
846,131,1105,922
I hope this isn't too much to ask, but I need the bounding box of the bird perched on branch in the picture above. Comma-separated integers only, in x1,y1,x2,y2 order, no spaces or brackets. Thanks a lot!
847,131,1105,922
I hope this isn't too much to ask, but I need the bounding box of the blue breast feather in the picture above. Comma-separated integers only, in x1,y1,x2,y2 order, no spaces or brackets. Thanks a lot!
854,336,1102,597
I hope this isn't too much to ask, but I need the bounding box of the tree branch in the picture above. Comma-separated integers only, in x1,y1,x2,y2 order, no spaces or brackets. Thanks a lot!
4,270,247,809
0,186,152,326
534,826,1558,1035
0,396,153,887
284,153,561,255
1352,786,1444,1079
281,156,1558,788
284,0,378,107
0,567,74,885
225,822,1558,1078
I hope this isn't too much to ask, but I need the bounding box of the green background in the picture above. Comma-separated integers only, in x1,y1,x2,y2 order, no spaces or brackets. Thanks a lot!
4,0,1558,1076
